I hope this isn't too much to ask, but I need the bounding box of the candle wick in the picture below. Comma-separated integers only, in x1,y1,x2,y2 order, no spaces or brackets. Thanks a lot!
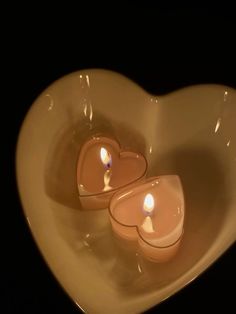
103,169,112,191
141,216,155,233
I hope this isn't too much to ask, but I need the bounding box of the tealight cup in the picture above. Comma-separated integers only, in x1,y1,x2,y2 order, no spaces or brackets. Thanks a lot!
77,136,147,209
109,175,185,262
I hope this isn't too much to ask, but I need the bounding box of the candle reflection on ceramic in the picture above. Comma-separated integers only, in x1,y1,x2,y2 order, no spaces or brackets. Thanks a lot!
109,175,185,262
77,136,147,210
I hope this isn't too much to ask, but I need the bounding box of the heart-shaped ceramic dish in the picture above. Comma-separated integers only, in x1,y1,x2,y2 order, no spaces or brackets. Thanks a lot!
16,69,236,314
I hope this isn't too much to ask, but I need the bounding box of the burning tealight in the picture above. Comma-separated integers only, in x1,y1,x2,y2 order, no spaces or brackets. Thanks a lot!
100,147,112,191
141,194,155,232
77,136,147,209
109,175,185,262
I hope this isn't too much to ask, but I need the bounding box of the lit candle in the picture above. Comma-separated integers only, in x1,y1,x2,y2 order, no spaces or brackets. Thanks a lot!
77,136,147,209
141,194,155,232
109,175,185,262
100,147,112,191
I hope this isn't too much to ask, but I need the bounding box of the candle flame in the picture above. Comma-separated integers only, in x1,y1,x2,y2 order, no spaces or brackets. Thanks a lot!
100,147,112,167
143,193,154,215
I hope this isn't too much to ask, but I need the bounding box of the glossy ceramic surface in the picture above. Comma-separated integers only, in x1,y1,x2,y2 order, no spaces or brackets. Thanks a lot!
16,69,236,314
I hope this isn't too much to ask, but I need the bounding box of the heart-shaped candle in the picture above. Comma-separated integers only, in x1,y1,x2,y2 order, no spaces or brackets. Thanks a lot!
77,136,147,209
109,175,185,262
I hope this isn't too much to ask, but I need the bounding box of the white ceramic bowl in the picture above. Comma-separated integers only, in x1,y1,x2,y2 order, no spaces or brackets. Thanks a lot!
16,69,236,314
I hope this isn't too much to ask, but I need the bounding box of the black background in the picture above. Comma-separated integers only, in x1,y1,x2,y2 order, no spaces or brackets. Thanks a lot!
5,5,236,314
